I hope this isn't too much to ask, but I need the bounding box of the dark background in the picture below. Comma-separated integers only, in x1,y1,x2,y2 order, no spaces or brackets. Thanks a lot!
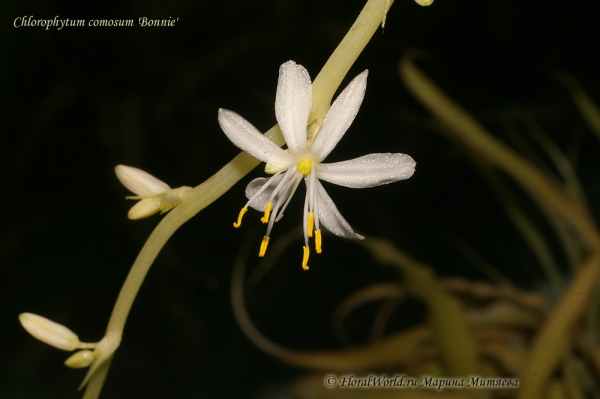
2,0,599,398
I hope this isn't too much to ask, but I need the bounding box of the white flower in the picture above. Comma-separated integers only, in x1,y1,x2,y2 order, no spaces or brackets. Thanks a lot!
218,61,415,270
115,165,192,219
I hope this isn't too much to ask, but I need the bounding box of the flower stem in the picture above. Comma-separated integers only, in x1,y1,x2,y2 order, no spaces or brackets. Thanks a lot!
310,0,393,122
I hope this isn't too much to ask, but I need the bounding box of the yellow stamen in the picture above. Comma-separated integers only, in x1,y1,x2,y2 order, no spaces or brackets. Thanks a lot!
307,212,314,237
259,236,270,257
315,229,322,253
297,158,312,175
260,202,272,223
302,246,310,270
233,206,248,228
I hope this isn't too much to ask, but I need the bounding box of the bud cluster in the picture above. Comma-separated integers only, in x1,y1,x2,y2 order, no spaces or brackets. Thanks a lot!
19,313,98,368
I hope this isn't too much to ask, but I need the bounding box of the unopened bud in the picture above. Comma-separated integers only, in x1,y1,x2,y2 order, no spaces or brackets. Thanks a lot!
115,165,191,219
415,0,434,5
65,350,95,368
19,313,81,351
127,197,162,219
115,165,170,196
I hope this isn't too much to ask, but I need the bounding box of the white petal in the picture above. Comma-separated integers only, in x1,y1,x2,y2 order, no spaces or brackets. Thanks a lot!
275,61,313,154
218,109,293,166
244,175,285,211
317,153,416,188
115,165,170,196
311,70,368,161
315,180,364,239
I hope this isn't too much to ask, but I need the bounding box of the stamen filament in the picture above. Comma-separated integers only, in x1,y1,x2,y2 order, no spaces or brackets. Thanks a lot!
315,229,322,253
266,188,287,238
309,168,317,215
302,246,310,270
259,236,270,257
275,174,303,222
233,207,248,228
261,202,272,223
303,184,310,246
307,212,314,237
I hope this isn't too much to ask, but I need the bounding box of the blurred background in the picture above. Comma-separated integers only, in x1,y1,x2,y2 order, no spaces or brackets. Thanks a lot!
2,0,599,397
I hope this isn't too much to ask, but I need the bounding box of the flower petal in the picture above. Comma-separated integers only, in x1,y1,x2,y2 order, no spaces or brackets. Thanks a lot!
218,109,293,166
244,175,285,211
317,153,416,188
115,165,170,196
315,180,364,239
311,70,368,161
275,61,313,154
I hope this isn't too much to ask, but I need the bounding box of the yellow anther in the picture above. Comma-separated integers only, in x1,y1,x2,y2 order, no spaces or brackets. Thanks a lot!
307,212,314,237
297,158,312,175
259,236,270,257
261,202,272,223
233,207,248,228
315,229,322,253
302,246,310,270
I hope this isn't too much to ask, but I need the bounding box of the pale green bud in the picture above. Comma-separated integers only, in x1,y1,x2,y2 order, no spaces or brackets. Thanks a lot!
19,313,81,351
115,165,170,195
127,197,162,219
65,350,95,368
415,0,434,5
